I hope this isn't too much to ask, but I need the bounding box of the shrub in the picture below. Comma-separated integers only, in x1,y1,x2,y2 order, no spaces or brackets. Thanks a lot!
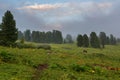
70,64,92,72
16,43,51,50
37,45,51,50
0,51,18,63
0,40,17,47
16,43,36,49
49,63,66,71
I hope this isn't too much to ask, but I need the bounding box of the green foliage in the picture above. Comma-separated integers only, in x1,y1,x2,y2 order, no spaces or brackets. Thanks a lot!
25,30,63,44
16,42,51,50
49,63,66,71
90,32,100,48
16,43,36,49
52,30,63,44
64,34,73,43
83,34,89,47
77,34,83,47
110,34,117,45
24,29,31,41
70,64,92,72
20,37,25,44
18,31,24,40
0,51,18,63
37,45,51,50
99,32,107,48
0,10,18,44
0,44,120,80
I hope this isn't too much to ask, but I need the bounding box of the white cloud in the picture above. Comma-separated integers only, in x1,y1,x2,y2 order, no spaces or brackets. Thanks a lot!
17,2,112,15
17,3,66,11
16,1,114,31
1,0,120,37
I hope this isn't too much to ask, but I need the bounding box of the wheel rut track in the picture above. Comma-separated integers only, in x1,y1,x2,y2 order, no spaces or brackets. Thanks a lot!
31,63,48,80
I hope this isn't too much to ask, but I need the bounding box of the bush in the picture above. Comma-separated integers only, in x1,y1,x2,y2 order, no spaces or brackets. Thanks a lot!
0,40,8,46
16,43,51,50
0,40,17,47
0,51,18,63
70,64,92,72
16,43,36,49
49,63,66,71
37,45,51,50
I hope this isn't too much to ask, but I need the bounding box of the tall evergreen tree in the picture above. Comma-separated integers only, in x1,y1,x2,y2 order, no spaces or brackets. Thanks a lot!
0,24,2,41
109,34,116,45
18,31,24,40
0,24,1,30
24,29,31,41
83,34,89,47
64,34,73,43
99,32,107,48
117,38,120,43
106,36,110,45
46,31,53,43
53,30,63,44
77,34,83,47
1,10,18,44
90,32,100,48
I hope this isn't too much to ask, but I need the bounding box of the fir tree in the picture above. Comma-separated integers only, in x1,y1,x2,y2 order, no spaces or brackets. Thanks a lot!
90,32,100,48
83,34,89,47
0,10,18,46
77,34,83,47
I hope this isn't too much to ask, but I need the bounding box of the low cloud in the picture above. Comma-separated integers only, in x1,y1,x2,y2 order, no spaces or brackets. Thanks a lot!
17,2,112,16
17,3,66,11
0,1,120,37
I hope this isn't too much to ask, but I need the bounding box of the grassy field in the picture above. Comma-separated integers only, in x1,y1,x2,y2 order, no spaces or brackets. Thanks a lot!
0,43,120,80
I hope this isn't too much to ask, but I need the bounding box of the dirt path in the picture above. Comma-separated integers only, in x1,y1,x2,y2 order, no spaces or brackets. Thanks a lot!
93,64,120,71
31,63,48,80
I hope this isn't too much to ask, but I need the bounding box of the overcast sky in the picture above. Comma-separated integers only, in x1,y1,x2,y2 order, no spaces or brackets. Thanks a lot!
0,0,120,37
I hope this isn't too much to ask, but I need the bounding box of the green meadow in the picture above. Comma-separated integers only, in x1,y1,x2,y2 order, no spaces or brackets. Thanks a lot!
0,43,120,80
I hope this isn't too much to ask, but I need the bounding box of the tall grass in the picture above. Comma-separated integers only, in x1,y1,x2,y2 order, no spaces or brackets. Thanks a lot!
0,44,120,80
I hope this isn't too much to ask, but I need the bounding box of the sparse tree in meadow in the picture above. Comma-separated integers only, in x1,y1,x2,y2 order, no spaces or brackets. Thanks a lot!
99,32,107,48
117,38,120,43
31,31,39,43
0,10,18,46
110,34,117,45
83,34,89,47
46,31,53,43
18,31,24,40
90,32,100,48
64,34,73,43
24,29,31,41
77,34,83,47
106,36,110,45
53,30,63,44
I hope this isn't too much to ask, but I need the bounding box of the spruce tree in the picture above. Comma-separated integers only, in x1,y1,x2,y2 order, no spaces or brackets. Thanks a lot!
99,32,107,48
106,36,110,45
65,34,73,43
1,10,18,45
90,32,100,48
24,29,31,41
77,34,83,47
109,34,116,45
18,31,24,40
83,34,89,47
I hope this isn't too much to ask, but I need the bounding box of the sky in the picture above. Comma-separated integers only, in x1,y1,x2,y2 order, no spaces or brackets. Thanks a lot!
0,0,120,37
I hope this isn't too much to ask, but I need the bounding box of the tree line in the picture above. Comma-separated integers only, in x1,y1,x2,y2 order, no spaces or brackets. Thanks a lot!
0,10,119,48
77,32,117,48
18,30,63,44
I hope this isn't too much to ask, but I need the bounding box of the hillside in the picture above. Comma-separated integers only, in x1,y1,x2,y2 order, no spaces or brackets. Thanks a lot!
0,44,120,80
